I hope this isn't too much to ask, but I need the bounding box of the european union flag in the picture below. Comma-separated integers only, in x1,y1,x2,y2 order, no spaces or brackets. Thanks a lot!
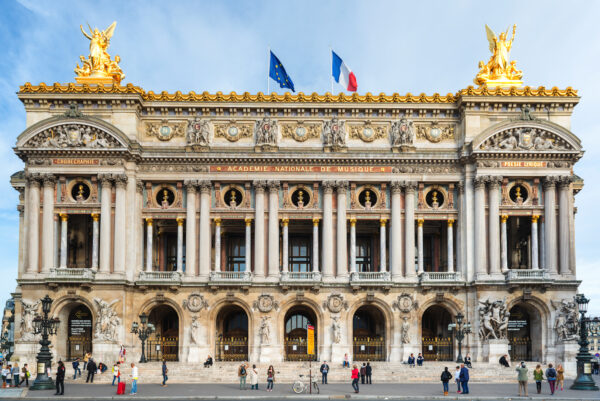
269,51,295,92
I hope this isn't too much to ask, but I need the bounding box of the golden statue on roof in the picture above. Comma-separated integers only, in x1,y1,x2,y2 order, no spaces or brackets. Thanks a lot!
75,21,125,85
474,24,522,88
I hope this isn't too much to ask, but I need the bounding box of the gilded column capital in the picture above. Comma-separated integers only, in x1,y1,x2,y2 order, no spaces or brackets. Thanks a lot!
281,218,289,226
267,180,280,193
312,217,320,226
542,176,557,189
245,217,253,226
447,219,454,227
176,217,185,226
91,213,100,221
380,218,388,226
390,181,403,194
335,180,349,192
146,217,153,226
322,180,336,194
417,218,424,226
59,213,68,222
214,217,221,226
199,180,212,194
500,214,508,223
531,215,540,223
42,173,57,187
349,217,357,226
253,180,267,192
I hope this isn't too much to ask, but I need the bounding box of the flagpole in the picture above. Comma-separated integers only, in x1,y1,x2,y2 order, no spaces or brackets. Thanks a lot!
267,46,270,95
329,46,334,94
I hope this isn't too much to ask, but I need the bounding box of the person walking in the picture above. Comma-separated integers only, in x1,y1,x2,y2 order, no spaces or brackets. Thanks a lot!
454,366,461,393
459,363,470,394
85,358,97,383
440,366,452,396
11,363,19,388
515,362,528,396
360,363,366,384
83,352,90,371
343,353,350,368
556,364,565,391
130,363,138,395
351,364,359,393
72,358,81,380
417,353,424,367
533,364,544,394
249,364,258,390
238,363,247,390
546,363,557,395
161,361,168,387
19,364,29,387
266,365,275,392
54,360,65,396
365,362,372,384
112,362,120,386
5,365,12,387
408,353,415,368
320,360,329,384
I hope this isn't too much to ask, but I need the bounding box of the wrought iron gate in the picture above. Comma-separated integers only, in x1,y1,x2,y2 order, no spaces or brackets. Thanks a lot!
284,337,317,361
353,337,386,361
215,337,248,361
509,337,531,361
422,337,453,361
147,337,179,361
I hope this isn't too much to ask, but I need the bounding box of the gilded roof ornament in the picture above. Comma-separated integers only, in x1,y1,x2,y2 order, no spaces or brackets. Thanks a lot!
474,24,522,88
75,21,125,85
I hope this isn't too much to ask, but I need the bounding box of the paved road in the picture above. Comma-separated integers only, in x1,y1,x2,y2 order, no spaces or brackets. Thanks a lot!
8,380,599,400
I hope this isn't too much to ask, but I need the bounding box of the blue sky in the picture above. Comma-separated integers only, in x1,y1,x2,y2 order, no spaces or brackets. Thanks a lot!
1,0,599,313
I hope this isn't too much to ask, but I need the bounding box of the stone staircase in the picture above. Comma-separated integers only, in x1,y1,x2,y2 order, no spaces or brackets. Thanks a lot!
67,361,572,384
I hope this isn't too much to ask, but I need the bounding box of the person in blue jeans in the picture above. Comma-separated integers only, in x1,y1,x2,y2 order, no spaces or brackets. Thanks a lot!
161,361,168,387
72,358,81,379
440,367,452,396
130,363,138,395
459,363,470,394
320,361,329,384
417,353,424,366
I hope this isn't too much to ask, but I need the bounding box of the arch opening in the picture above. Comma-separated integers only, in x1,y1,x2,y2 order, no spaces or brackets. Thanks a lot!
147,304,179,361
421,305,454,361
353,305,386,361
508,303,542,361
284,306,317,361
215,305,248,361
65,304,93,360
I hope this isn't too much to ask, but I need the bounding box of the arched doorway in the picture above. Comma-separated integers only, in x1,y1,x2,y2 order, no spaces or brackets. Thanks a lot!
421,305,453,361
284,306,317,361
215,305,248,361
147,305,179,361
353,306,386,361
67,305,93,360
508,303,542,361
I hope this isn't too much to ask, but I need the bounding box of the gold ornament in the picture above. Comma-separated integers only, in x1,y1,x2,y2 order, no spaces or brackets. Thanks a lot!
75,21,125,85
474,24,522,88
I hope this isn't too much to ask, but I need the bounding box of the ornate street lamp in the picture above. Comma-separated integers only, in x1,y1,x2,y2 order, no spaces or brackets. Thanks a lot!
30,295,60,391
571,293,599,391
131,313,155,363
448,312,471,363
0,330,13,361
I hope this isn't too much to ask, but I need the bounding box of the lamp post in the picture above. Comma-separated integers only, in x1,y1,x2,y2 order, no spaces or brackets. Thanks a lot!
448,312,471,363
570,293,599,391
1,330,13,361
131,313,155,363
30,295,60,391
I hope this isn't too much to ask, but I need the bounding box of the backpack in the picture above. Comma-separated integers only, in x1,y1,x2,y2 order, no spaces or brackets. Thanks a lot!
240,366,246,376
547,368,556,378
441,371,452,381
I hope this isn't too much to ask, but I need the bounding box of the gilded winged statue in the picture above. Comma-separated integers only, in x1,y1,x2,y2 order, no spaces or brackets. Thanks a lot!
474,24,522,87
75,21,125,84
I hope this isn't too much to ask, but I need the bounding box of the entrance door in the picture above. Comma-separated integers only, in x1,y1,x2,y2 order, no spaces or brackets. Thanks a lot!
215,306,248,361
353,306,386,361
67,305,93,360
508,305,532,361
421,305,453,361
284,307,317,361
147,305,179,361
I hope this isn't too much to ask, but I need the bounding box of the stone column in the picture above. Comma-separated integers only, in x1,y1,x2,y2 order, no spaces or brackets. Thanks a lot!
18,205,25,277
349,217,356,273
199,180,212,279
380,218,387,272
176,217,184,271
539,218,546,269
531,215,539,270
91,213,99,270
99,175,113,274
417,218,424,275
390,181,403,280
59,213,68,268
404,182,416,278
113,175,127,274
500,215,508,272
41,174,56,273
447,219,454,273
474,176,487,277
488,176,502,276
214,218,221,272
281,218,289,273
543,177,557,275
253,181,266,278
21,181,29,275
336,181,348,278
145,218,153,272
245,218,252,272
27,176,41,274
322,181,335,278
312,218,320,273
558,177,572,275
456,182,465,277
267,181,280,278
53,214,59,269
185,181,197,277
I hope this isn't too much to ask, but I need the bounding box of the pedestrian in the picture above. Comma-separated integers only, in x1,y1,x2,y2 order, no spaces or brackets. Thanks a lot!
0,363,6,388
515,361,528,397
454,365,461,393
55,360,65,396
130,363,138,395
546,363,557,395
464,354,473,368
19,364,29,387
72,358,81,379
320,360,329,384
112,362,120,386
11,363,19,388
83,352,90,370
161,360,168,387
593,360,599,375
249,364,258,390
5,365,11,387
266,365,275,392
85,358,97,383
533,364,544,394
365,362,372,384
351,364,359,393
238,363,247,390
459,363,469,394
440,366,452,396
499,354,510,367
556,363,564,391
417,353,424,367
119,345,126,363
360,363,366,384
408,353,415,368
343,353,350,368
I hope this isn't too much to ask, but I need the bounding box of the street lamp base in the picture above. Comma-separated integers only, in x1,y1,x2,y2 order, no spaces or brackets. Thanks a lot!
571,373,599,391
29,375,54,391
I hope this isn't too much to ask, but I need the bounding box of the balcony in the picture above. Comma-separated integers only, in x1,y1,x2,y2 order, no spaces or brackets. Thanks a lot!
350,271,391,285
505,269,550,283
420,271,463,285
137,271,182,286
280,271,322,285
209,270,252,284
47,268,96,284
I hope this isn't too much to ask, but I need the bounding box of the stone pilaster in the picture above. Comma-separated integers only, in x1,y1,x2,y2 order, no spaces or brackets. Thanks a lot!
91,213,99,270
214,218,221,272
281,218,289,273
176,217,184,271
558,176,572,275
531,215,539,270
245,218,252,272
312,218,320,273
447,219,454,272
145,218,153,272
380,218,387,272
500,214,508,272
349,217,356,273
113,174,128,274
417,218,424,275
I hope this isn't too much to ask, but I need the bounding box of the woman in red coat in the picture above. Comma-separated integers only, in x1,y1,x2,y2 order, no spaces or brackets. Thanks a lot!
351,365,359,393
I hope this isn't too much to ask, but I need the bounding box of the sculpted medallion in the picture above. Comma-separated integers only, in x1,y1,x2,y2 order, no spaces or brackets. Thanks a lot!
323,293,348,313
146,119,186,141
349,122,386,142
253,294,279,313
281,122,320,142
416,122,455,143
214,121,253,142
392,293,418,314
183,293,209,313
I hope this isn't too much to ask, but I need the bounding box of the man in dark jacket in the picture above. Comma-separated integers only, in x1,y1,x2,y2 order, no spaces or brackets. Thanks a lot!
85,358,97,383
459,363,469,394
319,361,329,384
360,363,366,384
408,353,415,367
55,361,65,395
365,362,372,384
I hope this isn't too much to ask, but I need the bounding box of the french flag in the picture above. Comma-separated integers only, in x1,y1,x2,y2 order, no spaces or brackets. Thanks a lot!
332,50,357,92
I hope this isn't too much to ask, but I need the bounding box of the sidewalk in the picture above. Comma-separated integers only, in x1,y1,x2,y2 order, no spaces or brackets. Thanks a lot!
16,380,600,400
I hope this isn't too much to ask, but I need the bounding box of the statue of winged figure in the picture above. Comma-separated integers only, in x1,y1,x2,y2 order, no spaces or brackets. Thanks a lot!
474,24,522,86
75,21,125,84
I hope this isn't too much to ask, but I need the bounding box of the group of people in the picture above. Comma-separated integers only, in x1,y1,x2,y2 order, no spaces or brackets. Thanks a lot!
440,364,470,396
0,362,30,388
515,361,565,396
237,363,266,390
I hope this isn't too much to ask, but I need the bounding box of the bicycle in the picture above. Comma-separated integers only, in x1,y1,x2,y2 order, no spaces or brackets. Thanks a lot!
292,373,320,394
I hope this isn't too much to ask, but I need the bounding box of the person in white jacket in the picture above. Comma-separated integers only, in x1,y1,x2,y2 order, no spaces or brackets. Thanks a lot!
249,364,259,390
454,366,461,393
130,363,138,395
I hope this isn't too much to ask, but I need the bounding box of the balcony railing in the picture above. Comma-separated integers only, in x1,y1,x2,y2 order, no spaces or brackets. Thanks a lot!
350,271,391,283
209,271,252,283
420,271,463,283
137,270,182,285
280,271,322,283
47,268,96,283
506,269,550,281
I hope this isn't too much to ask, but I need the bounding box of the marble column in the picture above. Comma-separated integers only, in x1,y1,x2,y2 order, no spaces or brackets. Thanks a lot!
322,181,335,278
113,175,127,274
199,180,211,279
185,181,197,277
500,215,508,272
336,181,348,278
417,218,424,275
253,181,266,278
349,217,356,273
214,218,221,272
531,215,539,270
59,213,68,268
539,218,545,269
390,181,403,279
18,206,25,277
176,217,184,271
543,177,557,275
27,176,41,274
53,214,59,269
312,218,320,273
245,218,252,272
558,177,572,275
404,182,416,278
474,176,487,277
145,218,153,272
41,174,56,273
456,183,464,276
99,175,113,274
380,218,387,272
267,181,280,278
281,218,289,273
91,213,99,270
488,176,502,275
447,219,454,273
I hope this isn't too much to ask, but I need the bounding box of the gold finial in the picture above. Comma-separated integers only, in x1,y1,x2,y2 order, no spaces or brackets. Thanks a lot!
75,21,125,85
474,24,522,88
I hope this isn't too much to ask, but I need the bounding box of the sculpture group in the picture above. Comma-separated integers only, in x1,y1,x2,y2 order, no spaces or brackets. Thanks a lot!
75,22,125,84
474,24,522,86
478,299,509,340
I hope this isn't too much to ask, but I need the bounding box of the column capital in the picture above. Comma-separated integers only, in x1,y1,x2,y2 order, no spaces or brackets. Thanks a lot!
98,173,113,187
146,217,153,226
176,217,185,226
184,180,198,193
114,174,128,188
253,180,267,192
473,176,487,189
214,217,221,226
312,217,320,226
558,175,573,189
335,180,349,192
136,179,144,193
349,217,356,226
457,181,465,194
531,215,540,223
199,180,212,193
542,176,557,189
447,218,454,227
404,181,417,193
91,213,100,221
281,218,289,226
390,181,403,193
488,175,503,188
501,214,508,223
25,172,42,187
322,180,336,194
417,218,424,227
59,212,68,222
42,173,57,187
267,180,280,193
380,218,387,226
245,217,253,226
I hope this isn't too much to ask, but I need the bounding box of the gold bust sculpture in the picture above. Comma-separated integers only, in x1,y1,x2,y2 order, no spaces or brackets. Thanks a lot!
474,25,522,88
75,21,125,85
